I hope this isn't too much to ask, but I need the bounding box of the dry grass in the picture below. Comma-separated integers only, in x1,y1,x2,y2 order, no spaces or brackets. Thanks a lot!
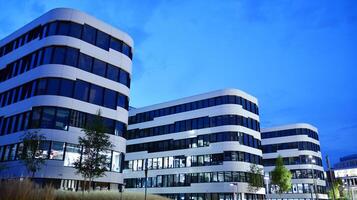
0,180,169,200
0,179,55,200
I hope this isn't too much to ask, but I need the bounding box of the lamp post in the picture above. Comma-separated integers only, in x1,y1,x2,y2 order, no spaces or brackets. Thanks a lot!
230,183,238,200
144,159,148,200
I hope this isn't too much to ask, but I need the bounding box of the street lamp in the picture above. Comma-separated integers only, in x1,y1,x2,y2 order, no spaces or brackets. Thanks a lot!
264,174,270,198
230,183,238,200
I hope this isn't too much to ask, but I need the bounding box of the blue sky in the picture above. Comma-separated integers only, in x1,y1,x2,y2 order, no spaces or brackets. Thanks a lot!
1,0,356,166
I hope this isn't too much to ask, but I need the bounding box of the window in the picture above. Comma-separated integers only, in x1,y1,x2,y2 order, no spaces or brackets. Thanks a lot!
54,108,70,130
57,21,70,35
42,47,53,65
68,22,82,38
103,89,117,109
122,43,131,57
96,30,110,50
59,79,74,97
82,24,96,44
65,47,78,66
52,46,66,64
117,94,128,109
46,78,60,95
112,151,121,172
78,53,93,72
64,143,81,167
36,141,50,159
119,69,129,86
110,38,122,52
88,84,103,105
92,59,106,77
40,107,55,128
31,107,42,128
74,80,90,101
47,22,58,36
106,64,119,82
50,141,64,160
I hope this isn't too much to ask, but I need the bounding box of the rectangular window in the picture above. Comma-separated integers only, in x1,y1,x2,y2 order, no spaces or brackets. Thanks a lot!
103,89,117,109
54,108,70,130
59,79,74,97
52,46,66,64
122,43,131,57
47,22,58,36
65,47,79,67
31,107,42,128
74,80,90,102
92,59,106,77
36,141,50,159
57,21,70,35
111,151,121,172
119,69,129,86
68,22,82,38
88,84,104,105
42,47,53,65
110,37,122,52
64,143,81,167
106,64,119,82
78,53,93,72
46,78,60,95
96,30,110,50
40,107,56,128
82,24,96,44
50,141,64,160
117,94,128,109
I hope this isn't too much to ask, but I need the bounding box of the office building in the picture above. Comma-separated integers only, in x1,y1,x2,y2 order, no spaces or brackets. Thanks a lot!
262,123,328,200
124,89,265,200
0,8,133,190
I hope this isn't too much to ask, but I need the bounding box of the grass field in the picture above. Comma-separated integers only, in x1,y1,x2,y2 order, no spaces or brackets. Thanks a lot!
0,179,169,200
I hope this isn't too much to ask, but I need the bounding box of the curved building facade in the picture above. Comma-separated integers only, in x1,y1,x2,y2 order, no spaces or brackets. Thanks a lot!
262,123,328,200
124,89,265,200
0,8,133,190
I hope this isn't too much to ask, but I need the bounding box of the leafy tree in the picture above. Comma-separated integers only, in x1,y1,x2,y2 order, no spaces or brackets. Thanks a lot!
247,163,264,192
73,110,113,191
271,156,292,194
19,131,46,178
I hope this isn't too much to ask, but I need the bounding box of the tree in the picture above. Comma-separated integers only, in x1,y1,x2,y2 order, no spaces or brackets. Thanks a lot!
73,110,113,192
247,163,264,193
19,131,46,178
271,156,292,194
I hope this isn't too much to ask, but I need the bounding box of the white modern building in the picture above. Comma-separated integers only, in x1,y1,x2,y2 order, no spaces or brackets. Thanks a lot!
0,8,133,190
124,89,265,200
261,123,328,200
332,154,357,199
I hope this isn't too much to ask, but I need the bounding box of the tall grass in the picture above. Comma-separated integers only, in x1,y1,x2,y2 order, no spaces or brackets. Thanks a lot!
0,180,169,200
0,179,54,200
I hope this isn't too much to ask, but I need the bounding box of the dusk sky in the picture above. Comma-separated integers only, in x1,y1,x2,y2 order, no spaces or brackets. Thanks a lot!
1,0,356,166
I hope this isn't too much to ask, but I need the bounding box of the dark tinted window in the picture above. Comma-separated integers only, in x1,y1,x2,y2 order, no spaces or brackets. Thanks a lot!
119,69,129,86
59,79,74,97
92,59,106,77
78,53,92,72
52,47,66,64
74,80,90,101
57,21,70,35
64,47,78,66
40,107,55,128
110,38,122,52
42,47,53,65
36,79,47,95
118,95,128,109
96,30,110,50
68,22,82,38
47,22,58,36
104,89,116,109
106,64,119,82
122,43,131,57
54,108,70,130
88,84,103,105
46,78,60,95
82,24,96,44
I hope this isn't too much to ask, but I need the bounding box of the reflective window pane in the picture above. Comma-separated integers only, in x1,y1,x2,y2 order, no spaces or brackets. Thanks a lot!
82,24,96,44
64,143,81,167
50,141,64,160
74,80,90,102
88,84,103,105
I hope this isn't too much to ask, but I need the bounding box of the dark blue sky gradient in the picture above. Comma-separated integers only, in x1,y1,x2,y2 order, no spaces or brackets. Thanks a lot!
1,0,356,166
